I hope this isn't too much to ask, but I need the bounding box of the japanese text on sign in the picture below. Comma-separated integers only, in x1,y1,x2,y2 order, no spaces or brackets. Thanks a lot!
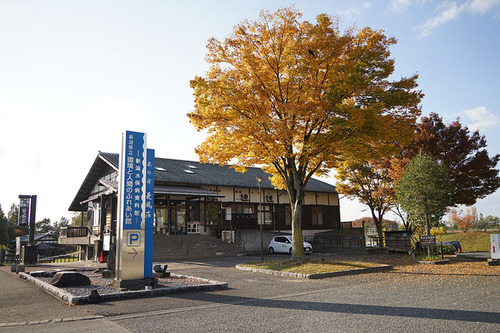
123,132,146,230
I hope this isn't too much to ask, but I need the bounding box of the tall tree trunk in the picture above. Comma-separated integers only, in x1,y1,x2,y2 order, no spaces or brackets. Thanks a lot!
290,199,305,261
372,211,383,247
370,207,384,248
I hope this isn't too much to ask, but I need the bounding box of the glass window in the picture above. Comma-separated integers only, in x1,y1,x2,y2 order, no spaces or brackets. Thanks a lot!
202,202,219,225
155,208,168,234
92,203,100,227
258,205,273,225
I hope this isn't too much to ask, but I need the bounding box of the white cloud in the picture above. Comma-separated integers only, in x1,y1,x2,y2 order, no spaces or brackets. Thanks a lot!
414,0,500,38
469,0,500,14
389,0,433,13
461,106,500,131
415,1,466,38
390,0,413,13
337,1,371,20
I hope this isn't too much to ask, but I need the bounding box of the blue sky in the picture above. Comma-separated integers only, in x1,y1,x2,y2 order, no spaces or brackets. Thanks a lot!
1,0,499,223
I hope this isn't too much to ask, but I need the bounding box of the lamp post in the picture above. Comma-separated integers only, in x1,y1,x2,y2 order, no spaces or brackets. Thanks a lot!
256,176,264,261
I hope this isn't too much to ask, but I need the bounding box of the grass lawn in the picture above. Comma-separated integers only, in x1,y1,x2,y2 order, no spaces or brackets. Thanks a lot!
240,258,381,274
436,231,496,252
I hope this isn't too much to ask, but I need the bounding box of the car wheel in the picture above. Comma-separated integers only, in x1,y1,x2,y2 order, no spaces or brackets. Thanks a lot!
269,247,275,254
289,248,293,255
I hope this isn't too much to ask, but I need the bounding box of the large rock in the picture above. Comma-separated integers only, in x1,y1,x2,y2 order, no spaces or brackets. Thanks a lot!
50,272,91,287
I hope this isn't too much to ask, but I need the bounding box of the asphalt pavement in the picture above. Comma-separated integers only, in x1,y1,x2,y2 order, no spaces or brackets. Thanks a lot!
0,254,499,332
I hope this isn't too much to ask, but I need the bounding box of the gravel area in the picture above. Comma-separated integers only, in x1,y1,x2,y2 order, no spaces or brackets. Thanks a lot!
34,271,213,296
21,269,228,304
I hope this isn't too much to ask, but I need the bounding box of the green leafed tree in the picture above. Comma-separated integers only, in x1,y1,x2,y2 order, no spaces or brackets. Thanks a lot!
396,151,452,239
7,203,28,241
188,6,422,261
0,204,9,246
35,218,52,234
53,216,70,236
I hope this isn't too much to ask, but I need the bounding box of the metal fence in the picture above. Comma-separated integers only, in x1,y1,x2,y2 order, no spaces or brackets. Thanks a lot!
59,227,89,238
0,249,78,265
0,249,18,265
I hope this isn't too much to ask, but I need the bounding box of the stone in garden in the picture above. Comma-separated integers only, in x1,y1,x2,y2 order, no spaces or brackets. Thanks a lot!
50,272,91,287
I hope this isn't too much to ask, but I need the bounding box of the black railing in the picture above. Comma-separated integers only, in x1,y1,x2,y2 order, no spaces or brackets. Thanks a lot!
0,249,18,265
304,235,365,252
59,227,89,238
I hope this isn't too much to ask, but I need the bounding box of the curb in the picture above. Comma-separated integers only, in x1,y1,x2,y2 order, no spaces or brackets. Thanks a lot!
414,259,450,265
235,264,393,279
19,272,228,305
0,315,104,328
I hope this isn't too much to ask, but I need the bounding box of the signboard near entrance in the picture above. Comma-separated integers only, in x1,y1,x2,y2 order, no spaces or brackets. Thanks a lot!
116,131,154,282
419,235,436,247
491,234,500,260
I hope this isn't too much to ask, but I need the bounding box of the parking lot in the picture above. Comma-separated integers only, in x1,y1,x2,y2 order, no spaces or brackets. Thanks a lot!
1,253,499,332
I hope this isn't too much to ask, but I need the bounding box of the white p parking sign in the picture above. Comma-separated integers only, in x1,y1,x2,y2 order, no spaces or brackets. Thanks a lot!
126,232,141,247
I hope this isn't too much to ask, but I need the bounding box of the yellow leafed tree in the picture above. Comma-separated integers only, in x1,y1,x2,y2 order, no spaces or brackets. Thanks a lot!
188,7,422,261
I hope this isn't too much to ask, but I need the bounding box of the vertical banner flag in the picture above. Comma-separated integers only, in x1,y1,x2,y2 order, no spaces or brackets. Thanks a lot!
144,148,155,278
18,196,30,226
116,130,149,281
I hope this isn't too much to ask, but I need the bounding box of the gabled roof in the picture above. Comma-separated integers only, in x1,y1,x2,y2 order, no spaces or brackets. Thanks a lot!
10,233,57,244
69,152,118,211
69,152,337,211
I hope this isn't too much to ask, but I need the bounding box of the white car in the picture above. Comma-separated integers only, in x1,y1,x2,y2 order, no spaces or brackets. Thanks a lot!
268,235,313,254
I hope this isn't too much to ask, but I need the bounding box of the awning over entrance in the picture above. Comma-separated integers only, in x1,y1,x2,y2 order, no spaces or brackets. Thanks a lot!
154,185,224,199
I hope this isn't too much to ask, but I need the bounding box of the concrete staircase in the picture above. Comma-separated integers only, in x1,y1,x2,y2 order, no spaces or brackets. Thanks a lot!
152,234,244,261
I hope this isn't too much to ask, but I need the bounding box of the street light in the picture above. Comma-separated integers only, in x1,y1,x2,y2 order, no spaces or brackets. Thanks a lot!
256,176,264,261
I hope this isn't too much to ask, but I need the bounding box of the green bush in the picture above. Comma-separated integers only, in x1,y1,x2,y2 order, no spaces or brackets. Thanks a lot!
433,244,456,255
411,243,456,255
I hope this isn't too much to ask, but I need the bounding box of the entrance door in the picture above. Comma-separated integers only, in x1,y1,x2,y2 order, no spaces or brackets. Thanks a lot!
170,202,186,234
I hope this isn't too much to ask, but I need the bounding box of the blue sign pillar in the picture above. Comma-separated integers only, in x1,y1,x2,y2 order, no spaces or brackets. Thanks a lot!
144,148,155,278
115,131,154,282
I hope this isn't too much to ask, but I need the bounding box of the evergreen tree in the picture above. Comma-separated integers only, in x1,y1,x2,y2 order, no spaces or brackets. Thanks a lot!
0,204,9,246
396,152,452,237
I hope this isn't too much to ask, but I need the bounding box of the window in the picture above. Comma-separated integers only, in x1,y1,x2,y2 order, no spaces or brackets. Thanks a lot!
258,205,272,225
231,204,254,215
275,236,290,243
312,206,324,225
92,203,100,227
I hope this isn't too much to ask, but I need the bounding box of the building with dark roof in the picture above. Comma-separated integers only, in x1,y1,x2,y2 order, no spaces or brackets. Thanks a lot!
60,152,341,260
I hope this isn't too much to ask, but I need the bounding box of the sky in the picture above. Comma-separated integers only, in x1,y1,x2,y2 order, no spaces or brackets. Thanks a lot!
1,0,499,224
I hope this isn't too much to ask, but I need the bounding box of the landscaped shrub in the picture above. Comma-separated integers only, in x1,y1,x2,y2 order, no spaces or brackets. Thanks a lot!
411,243,455,255
432,244,456,255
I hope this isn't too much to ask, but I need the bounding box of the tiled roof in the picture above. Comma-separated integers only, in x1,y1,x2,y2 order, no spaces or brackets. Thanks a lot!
69,152,337,211
99,152,336,192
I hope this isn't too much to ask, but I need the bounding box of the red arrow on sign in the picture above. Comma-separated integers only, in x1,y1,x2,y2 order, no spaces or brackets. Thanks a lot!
127,248,138,259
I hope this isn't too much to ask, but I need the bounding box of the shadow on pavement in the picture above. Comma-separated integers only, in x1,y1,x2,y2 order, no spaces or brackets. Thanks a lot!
171,292,500,324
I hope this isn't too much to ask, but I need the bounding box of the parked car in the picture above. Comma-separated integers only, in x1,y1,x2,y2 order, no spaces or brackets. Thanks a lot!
441,241,462,253
268,235,313,254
